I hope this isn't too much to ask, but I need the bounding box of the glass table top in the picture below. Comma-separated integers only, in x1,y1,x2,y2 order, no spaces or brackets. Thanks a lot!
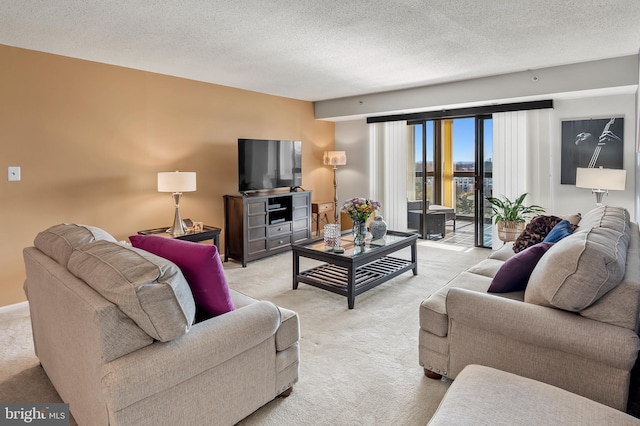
298,231,415,258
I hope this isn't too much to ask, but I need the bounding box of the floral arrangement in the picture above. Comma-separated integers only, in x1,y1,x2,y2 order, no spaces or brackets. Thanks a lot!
341,197,381,222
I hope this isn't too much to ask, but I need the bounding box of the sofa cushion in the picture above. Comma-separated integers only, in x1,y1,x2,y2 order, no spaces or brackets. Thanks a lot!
512,215,563,253
525,227,629,311
465,258,504,278
578,205,630,234
543,220,573,243
129,235,235,320
67,240,196,342
579,221,640,330
489,242,554,293
488,242,516,261
34,223,117,265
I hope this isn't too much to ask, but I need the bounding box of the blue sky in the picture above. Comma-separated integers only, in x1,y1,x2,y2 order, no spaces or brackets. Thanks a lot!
414,118,493,163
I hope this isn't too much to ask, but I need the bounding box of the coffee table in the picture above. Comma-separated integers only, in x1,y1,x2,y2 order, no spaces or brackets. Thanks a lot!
292,230,418,309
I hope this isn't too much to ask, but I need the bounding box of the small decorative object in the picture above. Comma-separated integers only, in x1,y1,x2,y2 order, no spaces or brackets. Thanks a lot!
486,193,545,243
369,216,388,239
193,222,204,232
341,197,381,248
323,224,341,249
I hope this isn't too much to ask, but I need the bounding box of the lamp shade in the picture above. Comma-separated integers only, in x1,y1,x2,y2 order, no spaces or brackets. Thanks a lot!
575,167,626,191
157,171,197,193
323,151,347,166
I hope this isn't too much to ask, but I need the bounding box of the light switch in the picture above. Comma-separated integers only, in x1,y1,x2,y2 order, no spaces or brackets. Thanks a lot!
8,166,20,181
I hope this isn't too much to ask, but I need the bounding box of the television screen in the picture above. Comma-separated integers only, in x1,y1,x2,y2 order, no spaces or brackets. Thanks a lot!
238,139,302,192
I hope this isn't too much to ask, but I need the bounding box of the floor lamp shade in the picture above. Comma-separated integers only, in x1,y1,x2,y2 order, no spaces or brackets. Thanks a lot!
158,171,197,236
575,167,626,205
323,151,347,166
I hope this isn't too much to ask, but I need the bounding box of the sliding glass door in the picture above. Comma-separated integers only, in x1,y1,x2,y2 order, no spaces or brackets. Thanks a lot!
407,116,492,247
475,116,493,248
407,121,437,238
451,117,475,222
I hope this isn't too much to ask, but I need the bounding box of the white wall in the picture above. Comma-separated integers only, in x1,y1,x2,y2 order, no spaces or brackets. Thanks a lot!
334,91,637,231
334,119,370,206
317,56,638,121
549,93,636,216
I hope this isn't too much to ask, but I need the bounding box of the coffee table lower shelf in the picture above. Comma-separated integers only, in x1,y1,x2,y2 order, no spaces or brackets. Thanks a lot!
297,256,414,307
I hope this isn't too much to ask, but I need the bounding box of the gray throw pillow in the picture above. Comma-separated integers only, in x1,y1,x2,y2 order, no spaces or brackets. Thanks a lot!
67,240,196,342
34,223,117,265
525,227,628,311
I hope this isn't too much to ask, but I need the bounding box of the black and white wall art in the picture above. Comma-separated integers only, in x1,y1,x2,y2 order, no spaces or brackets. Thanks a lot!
561,117,624,184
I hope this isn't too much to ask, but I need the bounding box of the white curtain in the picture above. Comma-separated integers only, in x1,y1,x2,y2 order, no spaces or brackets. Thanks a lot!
367,111,555,243
492,109,553,248
369,121,408,231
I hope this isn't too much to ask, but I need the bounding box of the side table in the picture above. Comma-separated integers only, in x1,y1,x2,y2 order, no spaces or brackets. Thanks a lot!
312,201,334,236
137,225,221,253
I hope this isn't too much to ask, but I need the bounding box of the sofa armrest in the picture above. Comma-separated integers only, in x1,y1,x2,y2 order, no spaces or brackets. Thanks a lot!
101,300,281,411
446,288,640,370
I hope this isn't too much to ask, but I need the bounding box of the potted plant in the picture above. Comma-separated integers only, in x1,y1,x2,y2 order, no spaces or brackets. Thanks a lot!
486,193,545,242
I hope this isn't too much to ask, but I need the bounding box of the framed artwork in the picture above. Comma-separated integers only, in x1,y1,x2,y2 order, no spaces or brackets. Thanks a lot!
560,117,624,184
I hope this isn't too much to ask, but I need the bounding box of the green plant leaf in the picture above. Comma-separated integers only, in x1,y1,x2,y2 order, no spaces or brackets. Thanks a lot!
485,193,545,224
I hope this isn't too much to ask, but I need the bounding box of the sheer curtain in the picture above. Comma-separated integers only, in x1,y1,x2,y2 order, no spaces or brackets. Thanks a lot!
368,120,409,231
368,110,553,242
492,109,553,248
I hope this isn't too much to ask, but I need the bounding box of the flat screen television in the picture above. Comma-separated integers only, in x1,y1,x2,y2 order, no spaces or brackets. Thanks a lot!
238,138,302,192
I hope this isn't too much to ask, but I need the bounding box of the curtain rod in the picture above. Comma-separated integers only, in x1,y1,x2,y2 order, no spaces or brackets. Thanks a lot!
366,100,554,124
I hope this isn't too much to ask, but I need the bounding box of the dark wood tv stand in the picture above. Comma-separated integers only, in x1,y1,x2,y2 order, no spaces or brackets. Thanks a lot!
223,190,311,266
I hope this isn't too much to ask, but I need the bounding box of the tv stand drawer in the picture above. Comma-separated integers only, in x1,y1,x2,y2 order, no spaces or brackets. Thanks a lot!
268,235,291,249
269,222,291,237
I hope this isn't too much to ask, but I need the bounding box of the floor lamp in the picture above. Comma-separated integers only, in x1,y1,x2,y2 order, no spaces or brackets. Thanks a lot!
158,171,197,236
575,166,626,206
323,151,347,223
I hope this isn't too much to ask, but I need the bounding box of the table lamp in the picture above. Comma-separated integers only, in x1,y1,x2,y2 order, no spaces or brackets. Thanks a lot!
158,171,197,236
323,151,347,223
575,167,626,206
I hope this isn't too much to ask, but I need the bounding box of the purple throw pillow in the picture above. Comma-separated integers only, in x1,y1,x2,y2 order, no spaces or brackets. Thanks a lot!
129,235,235,320
488,242,555,293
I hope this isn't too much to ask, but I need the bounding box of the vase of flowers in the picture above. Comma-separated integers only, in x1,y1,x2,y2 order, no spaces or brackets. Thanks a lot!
341,197,381,248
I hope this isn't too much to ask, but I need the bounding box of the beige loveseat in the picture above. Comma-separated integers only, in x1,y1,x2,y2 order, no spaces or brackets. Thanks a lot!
23,224,299,425
419,206,640,411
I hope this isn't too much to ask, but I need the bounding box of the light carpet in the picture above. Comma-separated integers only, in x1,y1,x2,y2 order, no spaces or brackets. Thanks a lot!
0,240,490,425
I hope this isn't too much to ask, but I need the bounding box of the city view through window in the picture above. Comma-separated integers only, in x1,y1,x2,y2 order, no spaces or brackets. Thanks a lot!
412,118,492,217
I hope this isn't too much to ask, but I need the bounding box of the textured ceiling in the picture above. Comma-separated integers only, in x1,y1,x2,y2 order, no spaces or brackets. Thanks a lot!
1,1,639,102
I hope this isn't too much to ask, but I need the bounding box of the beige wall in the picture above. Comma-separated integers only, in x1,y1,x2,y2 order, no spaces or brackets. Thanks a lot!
0,44,335,306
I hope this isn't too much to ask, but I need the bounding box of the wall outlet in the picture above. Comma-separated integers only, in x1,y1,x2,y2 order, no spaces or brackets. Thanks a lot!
8,166,20,181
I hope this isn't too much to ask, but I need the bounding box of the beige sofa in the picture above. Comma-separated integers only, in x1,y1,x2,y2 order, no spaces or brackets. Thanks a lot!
23,224,299,425
429,365,640,425
419,206,640,411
